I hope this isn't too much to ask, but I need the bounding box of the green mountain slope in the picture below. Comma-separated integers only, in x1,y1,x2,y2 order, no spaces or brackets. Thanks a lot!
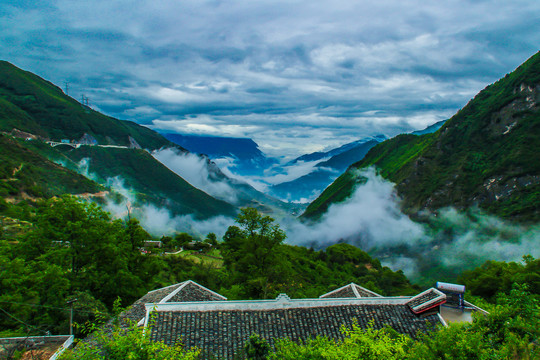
304,52,540,222
0,60,241,219
0,134,102,201
57,146,236,219
0,61,175,149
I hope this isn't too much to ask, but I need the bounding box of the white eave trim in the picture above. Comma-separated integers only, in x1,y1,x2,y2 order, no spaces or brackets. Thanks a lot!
463,300,489,315
145,296,411,315
437,313,448,327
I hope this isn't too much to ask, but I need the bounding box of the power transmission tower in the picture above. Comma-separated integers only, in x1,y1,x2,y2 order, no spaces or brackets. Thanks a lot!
64,81,69,96
81,95,89,107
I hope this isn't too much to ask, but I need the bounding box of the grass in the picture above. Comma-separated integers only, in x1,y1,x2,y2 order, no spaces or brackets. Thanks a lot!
178,249,224,268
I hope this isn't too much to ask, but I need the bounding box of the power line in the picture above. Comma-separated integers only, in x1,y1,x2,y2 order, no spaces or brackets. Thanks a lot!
0,306,49,335
0,300,105,315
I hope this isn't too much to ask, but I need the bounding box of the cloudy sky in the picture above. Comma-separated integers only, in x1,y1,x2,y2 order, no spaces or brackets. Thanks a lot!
1,0,539,158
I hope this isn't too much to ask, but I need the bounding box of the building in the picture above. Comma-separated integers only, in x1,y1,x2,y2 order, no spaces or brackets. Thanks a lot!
123,281,484,359
436,281,488,323
0,335,73,360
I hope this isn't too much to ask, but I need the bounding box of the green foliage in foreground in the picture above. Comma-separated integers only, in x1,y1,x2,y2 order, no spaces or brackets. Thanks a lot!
0,200,417,337
2,197,538,358
59,321,200,360
0,196,159,336
271,321,409,360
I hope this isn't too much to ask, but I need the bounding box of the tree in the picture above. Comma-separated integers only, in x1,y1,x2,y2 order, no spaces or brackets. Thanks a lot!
204,232,218,247
221,208,287,299
244,333,271,360
174,232,194,249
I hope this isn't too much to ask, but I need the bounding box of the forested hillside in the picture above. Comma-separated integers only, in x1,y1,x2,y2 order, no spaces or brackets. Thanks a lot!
0,134,102,201
0,199,418,338
0,61,176,149
304,52,540,222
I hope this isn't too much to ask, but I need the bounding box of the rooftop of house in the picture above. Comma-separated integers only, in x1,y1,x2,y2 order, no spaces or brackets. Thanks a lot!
0,335,73,360
119,280,226,326
143,282,449,359
319,282,383,298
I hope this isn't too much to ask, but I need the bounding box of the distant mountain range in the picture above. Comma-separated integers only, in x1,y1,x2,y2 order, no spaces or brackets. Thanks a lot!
162,133,278,176
270,136,387,202
304,51,540,222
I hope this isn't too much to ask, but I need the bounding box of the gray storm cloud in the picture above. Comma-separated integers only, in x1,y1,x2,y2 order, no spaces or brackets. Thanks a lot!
1,1,538,158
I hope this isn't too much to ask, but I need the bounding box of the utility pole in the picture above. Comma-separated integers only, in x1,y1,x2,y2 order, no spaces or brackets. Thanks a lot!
66,298,78,335
64,81,69,96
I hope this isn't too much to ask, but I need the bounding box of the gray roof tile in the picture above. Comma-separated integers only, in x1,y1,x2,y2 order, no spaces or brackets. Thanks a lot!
149,304,441,359
406,288,446,314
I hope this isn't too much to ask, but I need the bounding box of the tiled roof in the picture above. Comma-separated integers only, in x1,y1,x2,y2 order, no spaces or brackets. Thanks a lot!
320,283,382,299
119,283,184,324
75,281,227,351
147,295,443,359
0,335,73,360
161,280,227,303
406,288,446,314
119,280,226,326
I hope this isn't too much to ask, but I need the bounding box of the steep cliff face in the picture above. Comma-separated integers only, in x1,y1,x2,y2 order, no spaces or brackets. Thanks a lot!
304,52,540,222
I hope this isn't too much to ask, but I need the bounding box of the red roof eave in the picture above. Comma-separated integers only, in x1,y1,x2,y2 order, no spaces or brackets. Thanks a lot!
411,299,446,314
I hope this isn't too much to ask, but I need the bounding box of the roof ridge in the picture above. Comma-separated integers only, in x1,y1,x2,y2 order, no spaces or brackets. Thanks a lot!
352,283,382,297
319,283,382,298
351,283,361,298
146,296,411,314
146,281,186,294
160,280,227,303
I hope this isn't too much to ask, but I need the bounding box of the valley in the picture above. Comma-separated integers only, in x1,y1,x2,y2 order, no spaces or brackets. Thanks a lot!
0,47,538,359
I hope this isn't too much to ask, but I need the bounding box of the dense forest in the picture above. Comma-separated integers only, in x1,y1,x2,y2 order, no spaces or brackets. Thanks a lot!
0,197,417,338
1,196,538,359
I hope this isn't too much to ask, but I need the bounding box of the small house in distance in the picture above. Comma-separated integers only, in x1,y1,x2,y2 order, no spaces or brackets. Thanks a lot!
143,240,162,248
